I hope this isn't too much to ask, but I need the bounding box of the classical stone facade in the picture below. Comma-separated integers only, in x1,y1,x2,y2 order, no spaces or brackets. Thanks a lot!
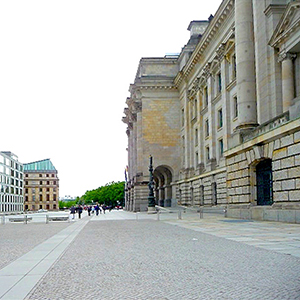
123,0,300,223
24,159,59,211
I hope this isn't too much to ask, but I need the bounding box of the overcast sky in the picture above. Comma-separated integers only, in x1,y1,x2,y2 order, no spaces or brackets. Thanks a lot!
0,0,221,198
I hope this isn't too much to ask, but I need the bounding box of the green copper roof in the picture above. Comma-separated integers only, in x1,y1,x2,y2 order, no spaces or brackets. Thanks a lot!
24,159,57,171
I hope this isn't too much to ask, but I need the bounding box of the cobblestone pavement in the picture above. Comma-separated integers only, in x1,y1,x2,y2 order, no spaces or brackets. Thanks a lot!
25,217,300,300
0,222,71,270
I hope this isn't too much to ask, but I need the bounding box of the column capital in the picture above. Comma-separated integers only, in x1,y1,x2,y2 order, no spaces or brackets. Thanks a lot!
203,63,211,79
278,51,297,63
216,44,226,62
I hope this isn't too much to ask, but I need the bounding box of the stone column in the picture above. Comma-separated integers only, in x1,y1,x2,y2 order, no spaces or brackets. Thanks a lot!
235,0,257,127
280,52,296,112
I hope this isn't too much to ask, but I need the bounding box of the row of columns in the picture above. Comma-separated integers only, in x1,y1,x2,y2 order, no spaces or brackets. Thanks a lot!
235,0,257,128
280,52,297,112
236,0,297,122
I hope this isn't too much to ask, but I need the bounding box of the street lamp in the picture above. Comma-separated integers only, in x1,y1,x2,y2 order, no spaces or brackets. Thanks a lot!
147,155,156,213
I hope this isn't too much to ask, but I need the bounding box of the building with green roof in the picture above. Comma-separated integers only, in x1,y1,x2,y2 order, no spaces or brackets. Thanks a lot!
24,159,57,172
23,159,59,211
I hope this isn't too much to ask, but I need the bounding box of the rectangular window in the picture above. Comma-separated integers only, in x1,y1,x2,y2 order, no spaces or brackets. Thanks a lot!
40,195,43,201
219,139,224,158
204,87,208,107
218,109,223,129
232,54,236,79
205,119,209,137
233,96,238,118
181,109,184,127
195,152,199,166
217,73,222,93
206,147,210,161
195,129,198,145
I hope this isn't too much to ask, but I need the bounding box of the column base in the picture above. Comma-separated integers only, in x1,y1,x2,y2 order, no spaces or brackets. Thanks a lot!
147,206,157,214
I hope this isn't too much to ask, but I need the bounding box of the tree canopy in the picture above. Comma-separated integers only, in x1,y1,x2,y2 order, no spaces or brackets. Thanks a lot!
82,181,125,206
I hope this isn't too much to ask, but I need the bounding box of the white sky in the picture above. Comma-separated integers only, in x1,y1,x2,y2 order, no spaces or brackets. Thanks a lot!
0,0,221,198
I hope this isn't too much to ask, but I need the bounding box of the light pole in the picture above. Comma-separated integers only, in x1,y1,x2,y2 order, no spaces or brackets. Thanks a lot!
148,155,156,213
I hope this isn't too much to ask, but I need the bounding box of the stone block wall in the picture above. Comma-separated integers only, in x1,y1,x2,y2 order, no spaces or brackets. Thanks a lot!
227,152,250,204
176,170,226,207
273,132,300,207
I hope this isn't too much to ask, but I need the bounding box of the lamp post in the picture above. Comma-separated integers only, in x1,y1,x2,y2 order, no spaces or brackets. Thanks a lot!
147,155,156,213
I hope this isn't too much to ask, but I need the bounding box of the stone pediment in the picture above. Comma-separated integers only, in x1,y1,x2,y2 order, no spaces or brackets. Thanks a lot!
269,1,300,50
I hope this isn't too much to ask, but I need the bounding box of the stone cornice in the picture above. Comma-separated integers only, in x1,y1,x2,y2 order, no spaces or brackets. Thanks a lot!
174,0,234,87
137,85,177,90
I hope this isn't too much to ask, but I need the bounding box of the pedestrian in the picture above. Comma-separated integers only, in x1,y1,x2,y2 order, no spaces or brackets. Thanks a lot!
87,206,92,216
70,206,76,219
102,205,106,214
77,205,83,219
95,204,100,216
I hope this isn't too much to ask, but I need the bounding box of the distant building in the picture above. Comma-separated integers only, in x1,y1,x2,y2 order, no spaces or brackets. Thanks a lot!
59,195,77,202
0,152,24,213
23,159,59,211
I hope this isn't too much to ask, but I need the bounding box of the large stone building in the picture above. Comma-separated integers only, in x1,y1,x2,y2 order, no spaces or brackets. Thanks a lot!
24,159,59,211
0,152,24,213
123,0,300,222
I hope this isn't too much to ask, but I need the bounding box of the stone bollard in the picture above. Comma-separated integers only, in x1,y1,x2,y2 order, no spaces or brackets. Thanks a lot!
199,207,203,219
46,214,49,224
24,215,28,225
1,215,5,225
157,210,160,221
178,210,182,220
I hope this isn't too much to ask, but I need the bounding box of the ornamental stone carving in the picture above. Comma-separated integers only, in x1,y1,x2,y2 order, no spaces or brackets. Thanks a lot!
216,44,226,61
278,51,297,63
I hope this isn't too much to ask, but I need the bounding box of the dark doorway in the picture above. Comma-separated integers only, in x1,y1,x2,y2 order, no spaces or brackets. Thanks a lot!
256,159,273,206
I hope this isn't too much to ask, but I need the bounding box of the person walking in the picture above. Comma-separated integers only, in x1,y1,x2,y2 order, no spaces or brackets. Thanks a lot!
77,205,83,219
70,206,76,220
87,206,92,216
94,204,100,216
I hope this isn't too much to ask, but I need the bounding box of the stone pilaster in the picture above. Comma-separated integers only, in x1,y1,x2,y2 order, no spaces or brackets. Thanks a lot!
279,52,296,112
235,0,257,128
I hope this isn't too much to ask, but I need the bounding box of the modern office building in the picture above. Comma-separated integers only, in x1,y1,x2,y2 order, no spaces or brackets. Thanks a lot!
0,152,24,213
23,159,59,211
123,0,300,222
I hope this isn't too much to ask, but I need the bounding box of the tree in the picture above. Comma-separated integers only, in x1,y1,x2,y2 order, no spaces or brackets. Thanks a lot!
82,181,125,207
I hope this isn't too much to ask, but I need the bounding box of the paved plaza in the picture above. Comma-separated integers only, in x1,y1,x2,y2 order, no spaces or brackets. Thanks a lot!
0,210,299,299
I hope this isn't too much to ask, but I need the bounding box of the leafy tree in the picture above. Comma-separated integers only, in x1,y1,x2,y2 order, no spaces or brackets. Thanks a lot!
59,200,77,209
82,181,125,207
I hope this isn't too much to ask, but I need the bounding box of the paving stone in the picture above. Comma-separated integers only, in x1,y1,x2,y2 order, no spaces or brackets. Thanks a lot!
25,217,300,300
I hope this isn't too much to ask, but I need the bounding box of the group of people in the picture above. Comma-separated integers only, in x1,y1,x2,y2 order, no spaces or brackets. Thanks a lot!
69,203,112,219
69,205,83,219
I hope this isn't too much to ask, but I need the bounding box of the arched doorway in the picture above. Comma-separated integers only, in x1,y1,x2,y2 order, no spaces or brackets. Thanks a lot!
256,159,273,206
153,165,173,207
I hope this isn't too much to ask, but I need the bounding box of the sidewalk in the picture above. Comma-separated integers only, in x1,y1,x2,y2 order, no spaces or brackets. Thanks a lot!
0,210,299,299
